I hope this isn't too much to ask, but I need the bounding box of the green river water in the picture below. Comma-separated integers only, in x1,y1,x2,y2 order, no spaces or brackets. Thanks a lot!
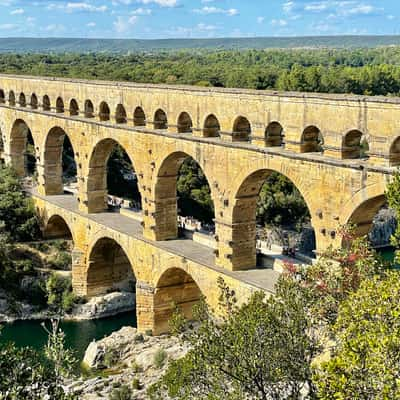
0,311,137,361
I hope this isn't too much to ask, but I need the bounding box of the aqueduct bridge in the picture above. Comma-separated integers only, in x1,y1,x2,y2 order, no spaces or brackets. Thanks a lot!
0,73,395,334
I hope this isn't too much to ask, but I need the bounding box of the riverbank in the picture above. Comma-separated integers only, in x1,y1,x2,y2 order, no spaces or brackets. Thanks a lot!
0,291,136,323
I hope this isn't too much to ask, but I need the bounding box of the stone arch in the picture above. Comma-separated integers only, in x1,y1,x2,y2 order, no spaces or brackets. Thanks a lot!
86,138,140,213
390,136,400,167
232,116,251,142
9,90,15,106
84,100,94,118
9,119,36,176
0,89,4,104
133,106,146,126
42,95,51,111
99,101,110,121
43,214,74,242
342,130,368,159
177,112,193,134
203,114,220,138
69,99,79,116
115,104,127,124
42,126,77,195
154,109,168,130
30,93,38,109
228,168,313,270
301,125,323,153
151,150,215,241
153,267,202,335
265,121,284,147
56,97,64,113
86,236,136,297
18,93,26,107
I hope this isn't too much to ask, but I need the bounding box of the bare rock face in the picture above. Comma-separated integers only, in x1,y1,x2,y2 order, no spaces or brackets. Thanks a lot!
77,326,189,399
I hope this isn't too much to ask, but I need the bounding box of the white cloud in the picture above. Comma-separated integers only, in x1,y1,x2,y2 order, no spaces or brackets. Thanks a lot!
10,8,24,15
271,19,288,27
131,7,152,15
113,15,138,34
193,6,239,16
0,23,17,30
257,16,265,24
47,2,107,13
137,0,178,7
87,22,96,27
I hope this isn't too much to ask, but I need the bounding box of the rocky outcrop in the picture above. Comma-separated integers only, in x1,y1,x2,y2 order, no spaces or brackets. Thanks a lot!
69,292,135,320
70,327,189,400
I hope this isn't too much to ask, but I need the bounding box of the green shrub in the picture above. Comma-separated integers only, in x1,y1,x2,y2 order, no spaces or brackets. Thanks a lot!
132,378,141,390
109,385,132,400
153,348,167,369
104,349,120,369
47,251,72,271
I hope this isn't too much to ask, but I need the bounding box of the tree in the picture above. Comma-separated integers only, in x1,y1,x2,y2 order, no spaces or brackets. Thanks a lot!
314,271,400,399
0,165,39,241
386,170,400,262
148,278,320,400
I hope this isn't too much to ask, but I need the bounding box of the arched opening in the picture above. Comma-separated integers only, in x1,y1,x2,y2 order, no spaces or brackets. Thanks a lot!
154,152,215,241
115,104,127,124
342,130,369,159
232,116,251,142
43,127,77,195
265,122,284,147
99,101,110,121
231,169,313,270
133,107,146,126
43,215,73,240
300,126,323,153
177,112,193,134
56,97,64,113
203,114,220,138
87,237,136,298
154,109,168,130
84,100,94,118
0,90,4,104
30,93,38,109
69,99,79,116
390,137,400,167
42,95,51,111
10,119,36,177
18,93,26,107
9,91,15,106
154,268,202,335
87,139,141,213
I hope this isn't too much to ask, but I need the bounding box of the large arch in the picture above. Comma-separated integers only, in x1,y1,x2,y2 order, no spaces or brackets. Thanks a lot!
86,237,136,297
115,104,127,124
9,119,36,177
177,112,193,134
86,138,140,213
43,214,74,241
151,151,215,241
99,101,110,121
42,126,77,195
229,168,313,270
153,267,202,335
232,116,251,142
133,107,146,126
300,125,323,153
154,109,168,130
203,114,220,138
265,122,284,147
341,130,365,159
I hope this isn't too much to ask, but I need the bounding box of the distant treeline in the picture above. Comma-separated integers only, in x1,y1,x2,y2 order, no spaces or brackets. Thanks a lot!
2,48,400,95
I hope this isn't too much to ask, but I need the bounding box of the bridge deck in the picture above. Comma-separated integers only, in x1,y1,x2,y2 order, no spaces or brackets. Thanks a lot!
31,189,281,293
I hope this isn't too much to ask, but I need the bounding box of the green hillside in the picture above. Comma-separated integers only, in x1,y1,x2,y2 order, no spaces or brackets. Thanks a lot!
2,36,400,53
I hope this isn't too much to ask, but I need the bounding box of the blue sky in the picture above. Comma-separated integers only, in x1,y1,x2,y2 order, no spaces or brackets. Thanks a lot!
0,0,399,39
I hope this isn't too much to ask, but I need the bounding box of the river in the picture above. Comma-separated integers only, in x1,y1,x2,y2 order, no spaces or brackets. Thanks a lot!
0,311,137,362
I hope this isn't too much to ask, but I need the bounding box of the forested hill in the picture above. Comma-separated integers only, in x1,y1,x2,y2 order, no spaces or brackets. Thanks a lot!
2,36,400,53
